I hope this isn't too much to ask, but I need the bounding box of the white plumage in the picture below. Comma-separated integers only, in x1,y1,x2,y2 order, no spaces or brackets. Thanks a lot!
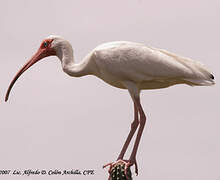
5,35,215,176
92,41,214,90
51,37,214,98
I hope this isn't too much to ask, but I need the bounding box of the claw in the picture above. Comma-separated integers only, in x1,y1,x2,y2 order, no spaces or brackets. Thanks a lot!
103,159,133,180
103,162,114,174
134,161,138,176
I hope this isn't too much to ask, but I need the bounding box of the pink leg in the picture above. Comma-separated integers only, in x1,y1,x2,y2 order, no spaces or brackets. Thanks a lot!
103,94,146,178
117,102,139,160
103,103,140,178
129,96,146,175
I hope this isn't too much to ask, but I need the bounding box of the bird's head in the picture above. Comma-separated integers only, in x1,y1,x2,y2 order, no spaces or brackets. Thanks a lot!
5,35,70,102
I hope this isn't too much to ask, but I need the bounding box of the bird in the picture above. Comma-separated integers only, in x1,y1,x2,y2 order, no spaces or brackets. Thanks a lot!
5,35,215,178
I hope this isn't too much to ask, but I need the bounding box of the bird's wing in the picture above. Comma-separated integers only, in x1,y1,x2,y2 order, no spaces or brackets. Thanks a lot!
93,42,214,86
148,46,214,85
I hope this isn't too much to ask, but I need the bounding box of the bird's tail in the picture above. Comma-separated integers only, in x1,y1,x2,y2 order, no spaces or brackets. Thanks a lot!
183,61,215,86
153,48,215,87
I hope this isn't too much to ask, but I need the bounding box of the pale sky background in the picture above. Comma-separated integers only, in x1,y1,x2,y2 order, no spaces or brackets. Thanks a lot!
0,0,219,180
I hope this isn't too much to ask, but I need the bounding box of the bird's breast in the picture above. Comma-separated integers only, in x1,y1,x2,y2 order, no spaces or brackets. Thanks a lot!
96,70,127,89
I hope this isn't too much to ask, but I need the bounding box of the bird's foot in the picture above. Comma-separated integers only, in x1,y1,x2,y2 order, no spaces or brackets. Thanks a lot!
129,157,138,176
103,159,137,180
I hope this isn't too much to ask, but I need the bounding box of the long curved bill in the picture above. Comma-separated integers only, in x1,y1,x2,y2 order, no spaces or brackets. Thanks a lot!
5,48,49,102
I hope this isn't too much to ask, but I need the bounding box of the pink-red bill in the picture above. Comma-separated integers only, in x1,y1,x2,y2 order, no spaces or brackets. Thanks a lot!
5,48,52,102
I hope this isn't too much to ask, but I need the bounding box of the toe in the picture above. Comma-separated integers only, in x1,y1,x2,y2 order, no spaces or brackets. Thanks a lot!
134,161,138,175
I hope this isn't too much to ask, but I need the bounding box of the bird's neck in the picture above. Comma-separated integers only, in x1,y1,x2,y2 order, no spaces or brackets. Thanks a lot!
57,43,90,77
62,57,90,77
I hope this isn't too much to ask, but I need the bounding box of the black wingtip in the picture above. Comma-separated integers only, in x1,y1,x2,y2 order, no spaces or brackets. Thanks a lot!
210,74,214,80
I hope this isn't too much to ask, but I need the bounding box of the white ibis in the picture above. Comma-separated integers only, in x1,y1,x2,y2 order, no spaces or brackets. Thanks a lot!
5,35,215,177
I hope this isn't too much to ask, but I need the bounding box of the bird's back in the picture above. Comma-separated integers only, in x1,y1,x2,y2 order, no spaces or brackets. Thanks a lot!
92,41,214,89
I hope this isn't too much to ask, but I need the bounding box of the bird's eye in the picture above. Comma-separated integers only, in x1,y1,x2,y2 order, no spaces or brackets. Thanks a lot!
44,41,48,48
